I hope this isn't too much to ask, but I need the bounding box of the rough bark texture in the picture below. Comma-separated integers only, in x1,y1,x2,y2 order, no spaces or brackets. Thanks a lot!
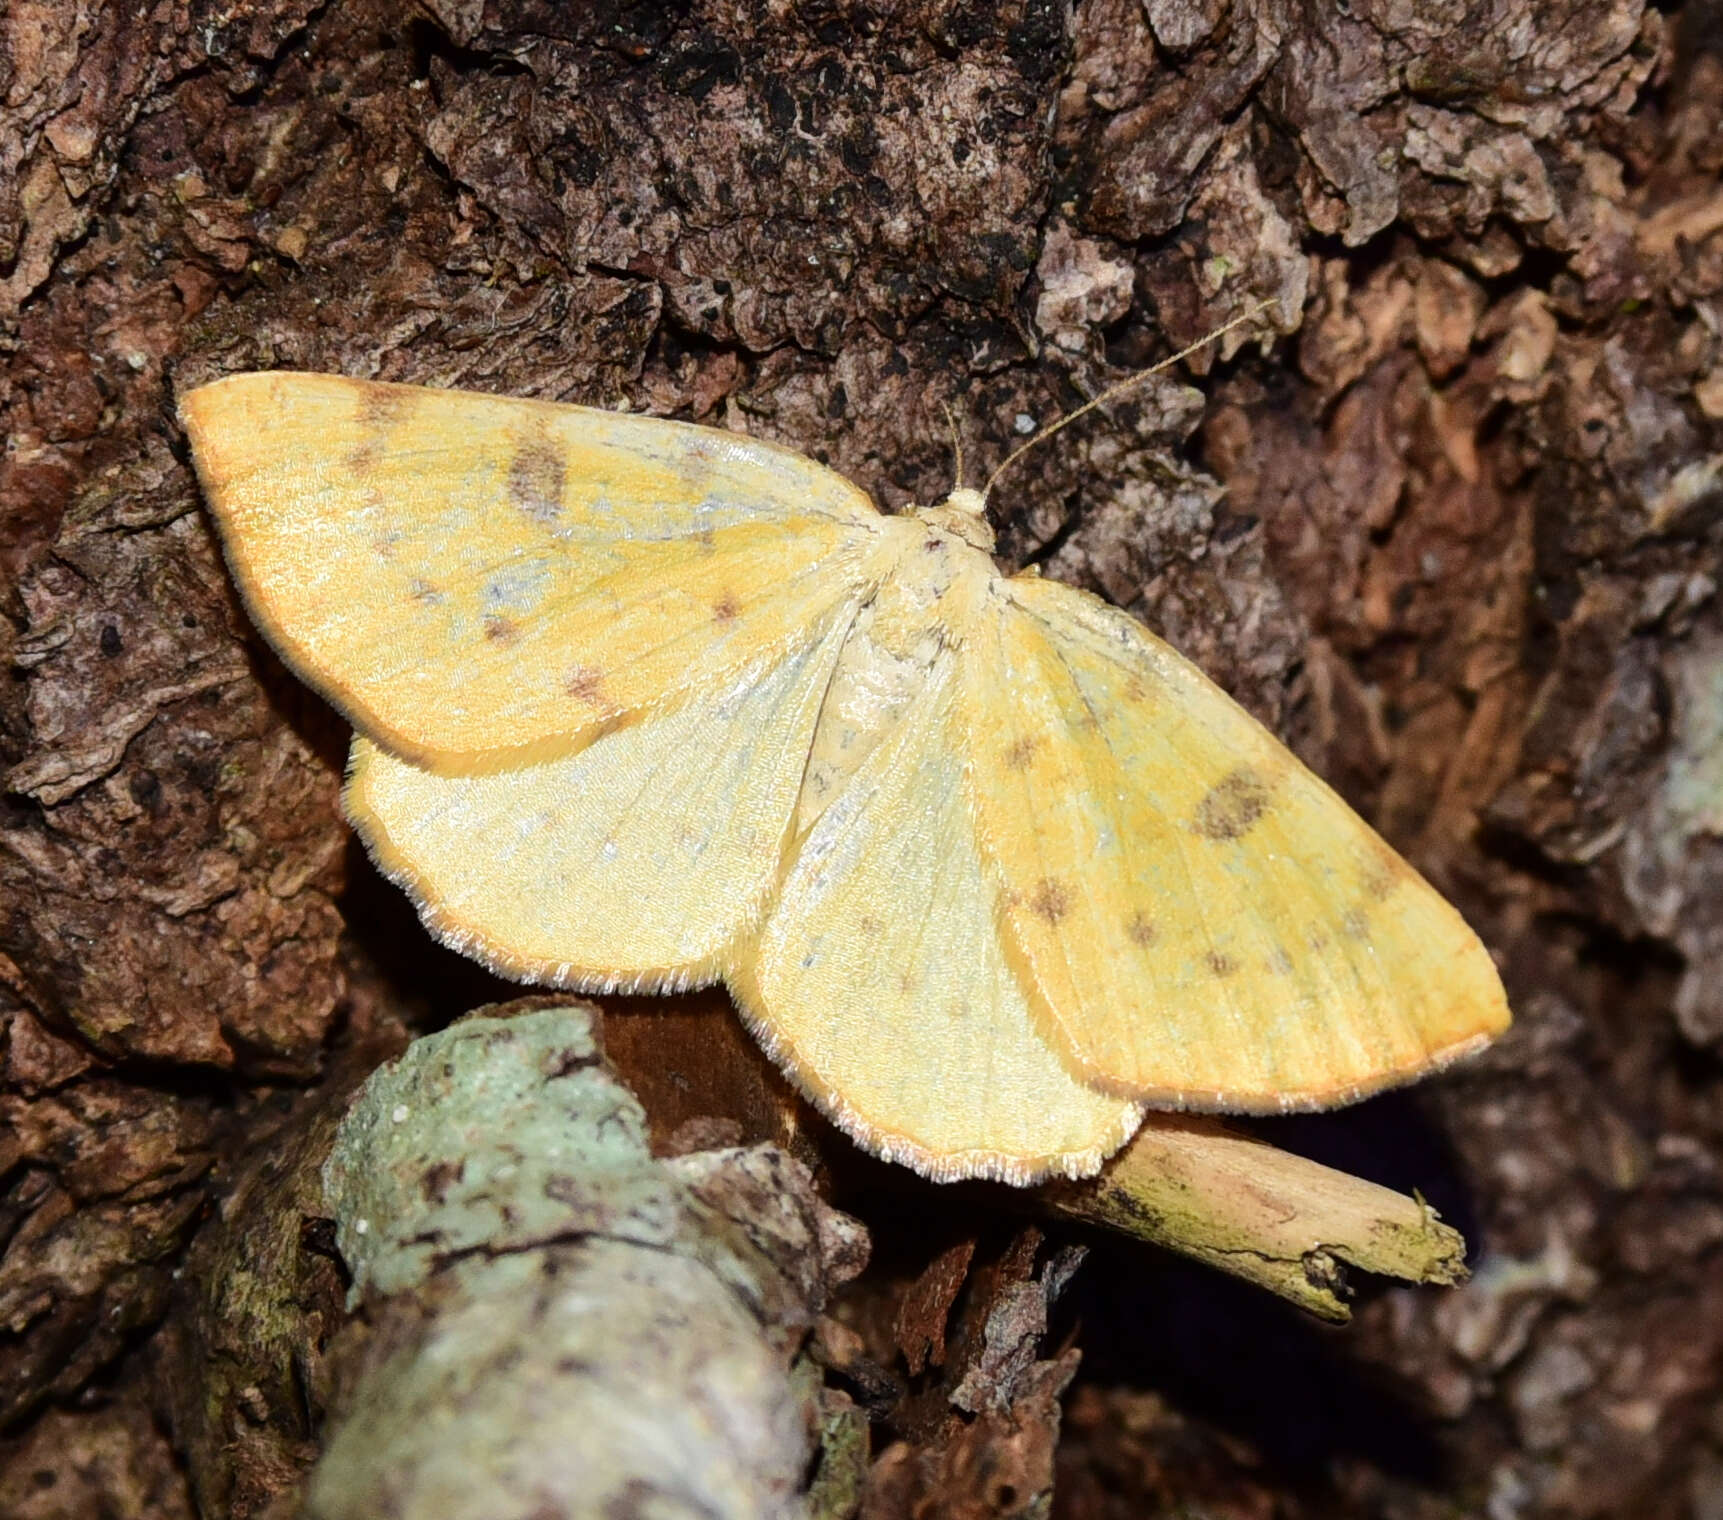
2,0,1721,1516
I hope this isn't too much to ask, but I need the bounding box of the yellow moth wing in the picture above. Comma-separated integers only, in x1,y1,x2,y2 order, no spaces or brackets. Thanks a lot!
181,372,884,768
957,572,1511,1109
344,608,859,989
186,361,1508,1183
735,654,1143,1183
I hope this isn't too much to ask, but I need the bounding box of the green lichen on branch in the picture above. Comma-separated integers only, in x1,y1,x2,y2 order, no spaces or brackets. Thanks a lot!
307,1002,866,1520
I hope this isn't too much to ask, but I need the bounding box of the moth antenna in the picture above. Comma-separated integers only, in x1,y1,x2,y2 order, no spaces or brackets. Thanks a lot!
942,401,967,491
981,299,1278,504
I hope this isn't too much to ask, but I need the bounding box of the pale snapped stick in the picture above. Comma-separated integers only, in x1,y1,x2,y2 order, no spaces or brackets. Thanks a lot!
1043,1114,1468,1323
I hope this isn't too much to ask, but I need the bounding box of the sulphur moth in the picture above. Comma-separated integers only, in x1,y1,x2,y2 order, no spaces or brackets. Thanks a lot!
180,370,1510,1183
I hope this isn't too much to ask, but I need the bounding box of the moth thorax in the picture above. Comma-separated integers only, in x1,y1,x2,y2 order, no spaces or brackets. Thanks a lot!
915,489,997,553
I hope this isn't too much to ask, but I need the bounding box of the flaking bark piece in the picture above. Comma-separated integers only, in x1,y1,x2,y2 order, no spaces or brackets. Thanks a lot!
863,1229,1086,1519
895,1240,977,1378
308,1002,868,1520
1044,1114,1468,1323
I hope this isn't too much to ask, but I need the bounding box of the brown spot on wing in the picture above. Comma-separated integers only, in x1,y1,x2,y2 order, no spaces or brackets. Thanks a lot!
508,438,566,525
1003,736,1040,770
565,665,608,705
356,384,416,431
349,386,415,474
1193,767,1272,842
483,615,519,644
1204,950,1240,978
1360,843,1406,903
712,591,741,623
1125,912,1158,947
1341,908,1371,942
409,578,444,603
1029,878,1071,924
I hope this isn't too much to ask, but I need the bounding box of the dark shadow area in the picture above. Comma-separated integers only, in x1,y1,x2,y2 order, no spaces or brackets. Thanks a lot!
1051,1088,1480,1490
1057,1238,1450,1488
338,836,518,1029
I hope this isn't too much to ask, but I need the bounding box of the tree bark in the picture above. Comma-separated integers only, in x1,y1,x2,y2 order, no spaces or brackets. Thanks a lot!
2,0,1721,1516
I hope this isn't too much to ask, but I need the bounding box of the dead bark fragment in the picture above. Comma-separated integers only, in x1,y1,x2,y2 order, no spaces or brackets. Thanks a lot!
861,1229,1087,1520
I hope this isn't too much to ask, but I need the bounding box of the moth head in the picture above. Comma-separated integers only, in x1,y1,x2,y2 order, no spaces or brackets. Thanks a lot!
914,488,998,552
